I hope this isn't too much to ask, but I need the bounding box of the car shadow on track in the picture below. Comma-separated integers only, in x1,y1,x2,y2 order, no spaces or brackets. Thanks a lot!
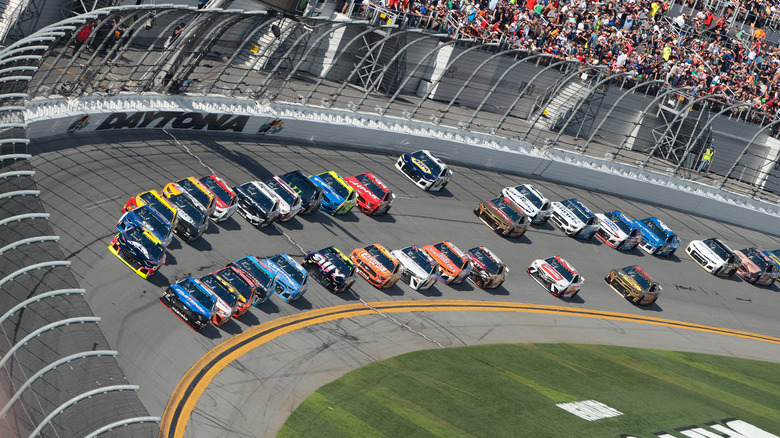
417,285,443,297
289,297,314,311
368,213,397,224
236,310,261,327
188,236,212,252
199,324,223,340
482,284,510,296
556,294,585,304
219,318,244,336
149,271,173,288
217,216,242,231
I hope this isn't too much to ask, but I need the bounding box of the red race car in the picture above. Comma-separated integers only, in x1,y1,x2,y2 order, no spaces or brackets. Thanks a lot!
344,172,395,216
199,174,238,222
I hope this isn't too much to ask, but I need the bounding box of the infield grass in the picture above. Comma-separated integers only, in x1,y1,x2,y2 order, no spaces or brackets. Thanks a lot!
278,344,780,438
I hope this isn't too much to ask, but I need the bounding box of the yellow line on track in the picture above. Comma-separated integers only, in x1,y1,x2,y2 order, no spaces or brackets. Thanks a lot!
158,300,780,438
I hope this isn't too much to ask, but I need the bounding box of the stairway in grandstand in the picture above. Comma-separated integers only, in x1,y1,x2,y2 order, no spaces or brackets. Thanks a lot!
535,80,595,132
353,27,407,95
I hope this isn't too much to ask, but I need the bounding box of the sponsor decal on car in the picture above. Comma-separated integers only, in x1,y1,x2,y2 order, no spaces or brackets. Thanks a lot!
411,157,430,173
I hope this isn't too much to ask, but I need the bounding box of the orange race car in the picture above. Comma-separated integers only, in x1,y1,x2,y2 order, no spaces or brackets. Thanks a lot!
349,243,402,289
422,240,472,285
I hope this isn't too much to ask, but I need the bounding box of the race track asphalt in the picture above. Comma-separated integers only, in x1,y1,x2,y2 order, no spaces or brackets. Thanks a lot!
30,130,780,437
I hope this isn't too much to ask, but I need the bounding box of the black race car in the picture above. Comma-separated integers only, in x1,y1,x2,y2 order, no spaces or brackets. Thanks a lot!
234,181,281,227
166,193,209,242
303,246,357,293
280,170,324,215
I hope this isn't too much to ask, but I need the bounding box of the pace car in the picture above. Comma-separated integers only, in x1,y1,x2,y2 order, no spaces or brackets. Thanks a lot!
550,198,599,240
213,266,257,317
116,204,174,246
197,273,239,326
309,171,357,215
527,256,582,298
465,246,507,289
595,211,643,251
122,190,179,231
163,177,216,219
198,174,238,222
395,150,452,192
634,217,679,256
303,246,357,294
108,226,166,279
228,256,277,305
500,184,553,224
233,181,280,227
280,170,324,215
391,245,440,291
735,248,779,286
160,277,217,331
474,197,530,238
264,176,303,222
349,244,402,289
422,240,472,285
685,238,741,277
263,254,309,302
344,172,395,216
165,194,209,242
605,265,661,306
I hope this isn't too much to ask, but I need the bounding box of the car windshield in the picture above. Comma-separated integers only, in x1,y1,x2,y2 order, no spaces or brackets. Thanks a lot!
266,178,297,204
410,150,443,175
744,249,769,269
180,280,215,311
490,198,523,222
217,269,253,302
321,247,354,275
401,247,436,275
641,218,670,240
544,257,576,282
562,199,592,222
134,207,168,236
234,258,275,290
470,248,503,274
604,212,633,234
125,227,164,261
516,185,544,208
178,179,211,210
433,242,468,269
243,183,277,211
354,174,387,199
199,177,232,204
270,255,306,284
318,173,350,198
365,245,397,271
138,193,176,224
167,194,205,226
705,239,733,261
199,274,237,307
624,267,654,290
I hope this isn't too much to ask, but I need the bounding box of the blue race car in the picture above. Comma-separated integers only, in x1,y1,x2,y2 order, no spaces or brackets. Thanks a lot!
595,210,643,251
308,171,357,215
395,150,452,192
263,254,309,302
116,204,174,246
228,255,278,306
633,217,680,256
160,277,217,331
761,249,780,275
108,226,166,279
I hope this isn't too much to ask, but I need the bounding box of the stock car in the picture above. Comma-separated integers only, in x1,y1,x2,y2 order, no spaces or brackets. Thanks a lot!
198,174,238,222
605,265,662,306
163,177,216,219
391,245,440,291
165,194,209,242
465,247,507,289
309,171,357,215
595,211,643,251
550,198,599,240
474,197,530,238
500,184,553,224
280,170,324,215
122,190,179,231
762,249,780,276
263,254,309,302
634,217,679,257
349,244,402,289
160,277,217,331
527,256,583,298
422,240,472,285
233,181,280,227
395,150,452,192
108,226,166,279
303,246,358,294
228,256,277,305
345,172,395,216
116,204,174,246
735,248,780,286
264,176,303,222
213,266,257,317
685,238,741,277
198,273,239,326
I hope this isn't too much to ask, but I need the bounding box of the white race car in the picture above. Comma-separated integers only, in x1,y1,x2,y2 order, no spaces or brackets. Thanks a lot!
391,245,441,290
500,184,553,224
527,256,583,298
264,176,303,222
594,210,642,251
550,198,600,240
686,238,741,277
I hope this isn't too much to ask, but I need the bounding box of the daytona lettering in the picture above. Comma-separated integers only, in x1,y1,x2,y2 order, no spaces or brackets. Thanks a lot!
96,111,249,131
